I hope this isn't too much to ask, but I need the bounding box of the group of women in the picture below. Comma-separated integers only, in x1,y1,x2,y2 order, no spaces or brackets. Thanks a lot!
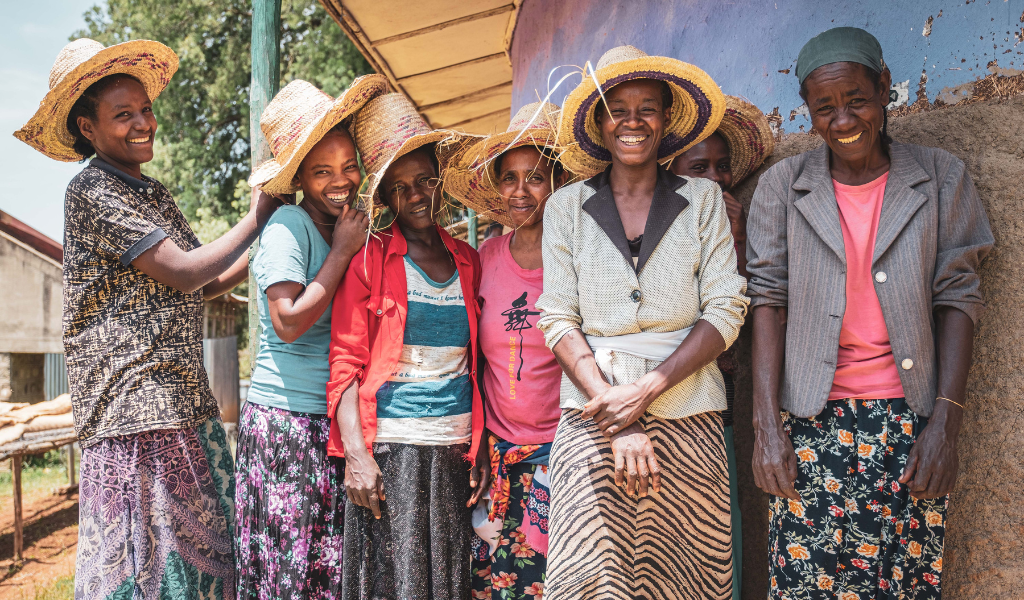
15,24,992,600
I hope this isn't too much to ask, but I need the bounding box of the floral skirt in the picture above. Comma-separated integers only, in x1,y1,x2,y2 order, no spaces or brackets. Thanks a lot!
769,397,947,600
343,442,473,600
75,417,236,600
234,402,346,600
470,459,549,599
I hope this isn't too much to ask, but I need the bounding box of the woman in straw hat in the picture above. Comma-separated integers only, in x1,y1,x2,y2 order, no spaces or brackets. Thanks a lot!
326,93,489,600
669,95,775,600
747,27,992,599
448,101,572,599
234,75,385,598
534,45,749,600
14,39,285,599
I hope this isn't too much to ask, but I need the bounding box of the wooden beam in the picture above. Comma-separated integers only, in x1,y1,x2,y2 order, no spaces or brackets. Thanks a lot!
13,456,23,561
418,82,513,112
442,107,512,131
371,4,515,47
318,1,426,124
396,53,507,84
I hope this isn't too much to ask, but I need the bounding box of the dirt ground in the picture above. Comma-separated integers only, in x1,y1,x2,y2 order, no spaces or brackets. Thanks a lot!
0,486,77,599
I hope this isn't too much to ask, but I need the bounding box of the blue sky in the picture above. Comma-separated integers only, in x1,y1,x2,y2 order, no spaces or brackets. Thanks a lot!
0,0,100,241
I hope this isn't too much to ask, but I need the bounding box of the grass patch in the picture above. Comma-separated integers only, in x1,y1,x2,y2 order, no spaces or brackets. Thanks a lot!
30,575,74,600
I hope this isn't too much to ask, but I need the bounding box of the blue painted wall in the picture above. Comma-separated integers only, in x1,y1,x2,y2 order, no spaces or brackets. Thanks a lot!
510,0,1024,132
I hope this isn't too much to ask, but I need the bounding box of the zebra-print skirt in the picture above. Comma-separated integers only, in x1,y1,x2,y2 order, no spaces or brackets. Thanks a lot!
545,410,732,600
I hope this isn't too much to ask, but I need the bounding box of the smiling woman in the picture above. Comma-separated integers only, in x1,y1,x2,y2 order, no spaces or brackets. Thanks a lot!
746,27,995,600
235,76,384,598
536,45,748,600
12,38,290,599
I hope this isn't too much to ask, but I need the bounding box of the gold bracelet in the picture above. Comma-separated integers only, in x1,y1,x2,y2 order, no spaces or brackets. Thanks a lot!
937,396,965,409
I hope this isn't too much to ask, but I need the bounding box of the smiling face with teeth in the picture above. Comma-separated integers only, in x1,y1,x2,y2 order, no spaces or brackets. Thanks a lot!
382,147,443,234
294,127,362,225
75,75,158,178
595,79,671,168
802,62,892,179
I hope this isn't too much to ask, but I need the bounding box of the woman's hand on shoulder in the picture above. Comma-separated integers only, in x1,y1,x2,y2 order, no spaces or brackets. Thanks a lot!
610,422,661,497
250,185,292,231
330,205,370,258
344,448,385,519
582,382,649,435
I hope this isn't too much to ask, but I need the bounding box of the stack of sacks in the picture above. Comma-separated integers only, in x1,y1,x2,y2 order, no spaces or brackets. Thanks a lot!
0,394,74,446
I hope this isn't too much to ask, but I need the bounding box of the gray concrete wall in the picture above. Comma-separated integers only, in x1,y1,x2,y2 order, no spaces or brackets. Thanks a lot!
729,94,1024,600
0,231,63,354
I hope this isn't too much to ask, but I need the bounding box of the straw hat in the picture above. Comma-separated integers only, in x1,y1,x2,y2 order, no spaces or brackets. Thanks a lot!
350,93,466,207
445,101,565,227
714,95,776,185
247,75,389,195
14,38,179,162
558,45,726,178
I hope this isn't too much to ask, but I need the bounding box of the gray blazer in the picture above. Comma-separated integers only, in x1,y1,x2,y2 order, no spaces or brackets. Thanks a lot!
746,142,994,418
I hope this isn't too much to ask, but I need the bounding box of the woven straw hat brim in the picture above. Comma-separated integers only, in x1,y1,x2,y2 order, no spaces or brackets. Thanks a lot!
557,55,726,178
445,129,560,228
715,96,776,185
250,75,389,195
14,40,179,162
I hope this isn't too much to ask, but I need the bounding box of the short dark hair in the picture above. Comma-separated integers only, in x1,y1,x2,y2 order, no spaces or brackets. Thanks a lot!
66,74,144,159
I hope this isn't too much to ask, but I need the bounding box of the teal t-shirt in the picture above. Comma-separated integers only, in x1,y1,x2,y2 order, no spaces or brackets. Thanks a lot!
247,205,333,414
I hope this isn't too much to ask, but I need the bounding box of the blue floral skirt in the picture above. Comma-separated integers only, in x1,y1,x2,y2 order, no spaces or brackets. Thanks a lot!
769,397,947,600
234,402,346,600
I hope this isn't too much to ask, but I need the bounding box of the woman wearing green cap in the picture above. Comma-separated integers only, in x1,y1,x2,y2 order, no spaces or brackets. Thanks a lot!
746,27,993,599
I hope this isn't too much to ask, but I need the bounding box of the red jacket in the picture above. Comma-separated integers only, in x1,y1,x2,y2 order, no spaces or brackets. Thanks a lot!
326,222,484,463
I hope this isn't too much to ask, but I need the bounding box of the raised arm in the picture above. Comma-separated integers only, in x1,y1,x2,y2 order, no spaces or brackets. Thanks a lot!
266,206,369,343
133,187,285,294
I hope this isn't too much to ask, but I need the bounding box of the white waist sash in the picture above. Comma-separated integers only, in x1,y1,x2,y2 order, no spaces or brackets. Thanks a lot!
585,327,693,377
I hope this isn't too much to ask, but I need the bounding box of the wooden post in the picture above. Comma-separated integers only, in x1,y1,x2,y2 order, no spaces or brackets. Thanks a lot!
66,442,76,487
467,208,479,249
248,0,283,372
12,456,23,561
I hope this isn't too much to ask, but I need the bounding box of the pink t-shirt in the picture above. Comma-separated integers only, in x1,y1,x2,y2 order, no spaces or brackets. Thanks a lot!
478,233,562,444
829,172,905,400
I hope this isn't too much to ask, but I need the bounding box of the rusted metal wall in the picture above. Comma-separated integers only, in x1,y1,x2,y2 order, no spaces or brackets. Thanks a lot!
509,0,1024,131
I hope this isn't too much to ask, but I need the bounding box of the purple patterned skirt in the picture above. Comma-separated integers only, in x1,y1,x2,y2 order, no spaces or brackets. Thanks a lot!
75,417,236,600
234,402,346,600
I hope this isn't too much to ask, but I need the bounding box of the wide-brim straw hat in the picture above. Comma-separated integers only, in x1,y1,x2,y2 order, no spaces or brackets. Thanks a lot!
445,101,564,228
558,45,726,178
14,38,179,162
247,75,389,195
714,95,776,185
351,93,468,208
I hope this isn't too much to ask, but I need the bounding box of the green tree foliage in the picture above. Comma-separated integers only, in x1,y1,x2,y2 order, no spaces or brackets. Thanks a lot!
76,0,371,240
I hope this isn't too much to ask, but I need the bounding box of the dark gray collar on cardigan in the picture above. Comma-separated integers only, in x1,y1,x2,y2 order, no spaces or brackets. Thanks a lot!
581,166,690,273
790,142,932,265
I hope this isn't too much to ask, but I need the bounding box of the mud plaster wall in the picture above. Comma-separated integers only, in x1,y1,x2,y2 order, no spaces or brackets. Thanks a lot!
728,95,1024,600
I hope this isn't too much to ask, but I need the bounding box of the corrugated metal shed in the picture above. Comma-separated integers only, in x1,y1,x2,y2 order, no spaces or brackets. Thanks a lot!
318,0,522,134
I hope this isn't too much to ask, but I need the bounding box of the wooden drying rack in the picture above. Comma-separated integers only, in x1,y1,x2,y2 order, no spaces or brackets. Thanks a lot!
0,428,78,561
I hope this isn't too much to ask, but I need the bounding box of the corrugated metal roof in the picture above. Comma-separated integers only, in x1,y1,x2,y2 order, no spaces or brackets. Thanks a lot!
319,0,522,135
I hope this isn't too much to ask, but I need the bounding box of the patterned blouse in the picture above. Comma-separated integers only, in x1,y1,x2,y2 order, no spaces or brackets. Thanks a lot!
62,159,218,446
536,167,749,420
